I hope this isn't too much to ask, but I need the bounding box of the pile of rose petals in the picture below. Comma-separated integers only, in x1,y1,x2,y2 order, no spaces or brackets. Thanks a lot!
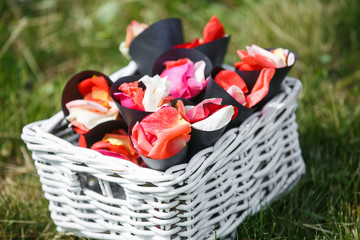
60,15,296,171
65,75,119,134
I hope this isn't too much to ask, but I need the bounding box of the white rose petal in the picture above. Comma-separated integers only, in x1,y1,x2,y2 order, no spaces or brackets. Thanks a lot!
192,106,234,131
193,60,206,83
227,85,246,105
66,108,117,129
140,75,171,112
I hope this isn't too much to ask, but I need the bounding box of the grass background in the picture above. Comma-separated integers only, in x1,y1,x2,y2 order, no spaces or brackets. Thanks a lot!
1,0,359,239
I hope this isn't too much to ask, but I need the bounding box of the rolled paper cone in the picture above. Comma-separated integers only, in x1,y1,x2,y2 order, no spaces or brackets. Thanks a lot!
152,48,213,77
195,36,230,67
236,49,298,108
187,125,227,158
128,120,190,171
110,75,152,125
82,120,128,148
129,18,184,75
204,68,255,129
61,70,113,117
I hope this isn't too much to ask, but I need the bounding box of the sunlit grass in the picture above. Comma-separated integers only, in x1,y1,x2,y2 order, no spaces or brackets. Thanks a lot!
1,0,359,239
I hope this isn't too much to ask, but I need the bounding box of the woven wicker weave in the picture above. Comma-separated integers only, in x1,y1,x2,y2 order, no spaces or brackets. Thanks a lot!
21,62,305,240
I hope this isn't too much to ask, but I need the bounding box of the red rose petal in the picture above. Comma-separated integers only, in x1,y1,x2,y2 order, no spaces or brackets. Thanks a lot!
174,38,201,49
203,15,225,43
214,70,248,93
164,58,190,69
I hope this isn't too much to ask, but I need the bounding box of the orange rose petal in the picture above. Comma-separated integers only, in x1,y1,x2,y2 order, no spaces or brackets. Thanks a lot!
91,141,139,162
141,107,189,135
77,76,109,97
103,133,137,155
175,100,190,122
246,68,275,107
158,95,176,107
132,107,191,159
148,124,191,159
92,87,109,102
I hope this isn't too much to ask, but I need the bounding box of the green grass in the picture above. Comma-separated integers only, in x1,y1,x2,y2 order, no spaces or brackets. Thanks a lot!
1,0,360,239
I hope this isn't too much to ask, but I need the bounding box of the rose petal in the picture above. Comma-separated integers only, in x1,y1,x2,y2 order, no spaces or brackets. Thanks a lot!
202,15,225,43
193,60,206,84
164,58,190,69
174,38,201,49
96,149,128,160
114,92,139,110
141,107,190,135
66,108,117,130
270,48,287,66
131,122,153,156
118,81,145,110
254,54,278,69
160,62,192,98
132,107,191,159
148,124,191,159
77,76,109,97
125,20,148,48
227,85,246,105
245,68,275,108
139,75,171,112
186,98,222,122
214,70,248,93
192,105,235,131
70,121,89,135
160,60,207,99
66,99,108,113
251,44,285,68
90,87,109,103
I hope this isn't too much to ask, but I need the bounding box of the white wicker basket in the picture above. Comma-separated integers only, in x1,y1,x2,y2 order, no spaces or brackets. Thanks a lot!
21,62,305,240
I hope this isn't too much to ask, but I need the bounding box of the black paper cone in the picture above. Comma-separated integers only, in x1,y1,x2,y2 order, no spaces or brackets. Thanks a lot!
195,36,230,67
110,75,152,126
82,120,128,148
204,68,255,129
129,18,184,75
128,120,189,171
236,49,297,108
138,145,189,171
188,125,227,158
61,70,113,117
